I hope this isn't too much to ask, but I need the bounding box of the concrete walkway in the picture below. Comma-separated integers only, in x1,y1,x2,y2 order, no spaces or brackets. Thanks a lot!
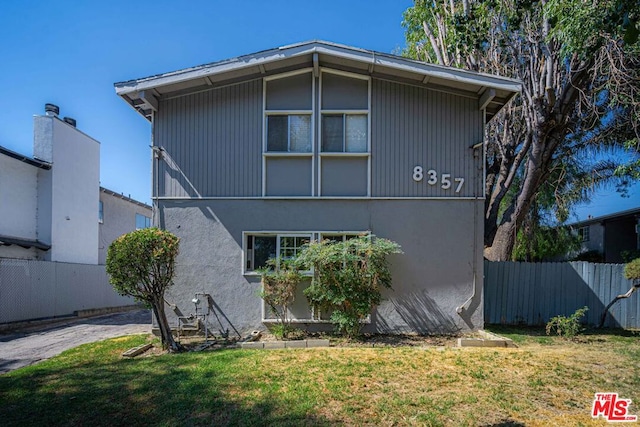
0,309,151,374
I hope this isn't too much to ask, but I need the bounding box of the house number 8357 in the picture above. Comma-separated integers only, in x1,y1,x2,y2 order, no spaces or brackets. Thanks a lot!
412,166,465,193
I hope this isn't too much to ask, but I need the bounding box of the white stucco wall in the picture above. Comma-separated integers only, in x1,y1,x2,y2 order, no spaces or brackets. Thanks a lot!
0,155,38,239
0,154,41,260
34,115,100,264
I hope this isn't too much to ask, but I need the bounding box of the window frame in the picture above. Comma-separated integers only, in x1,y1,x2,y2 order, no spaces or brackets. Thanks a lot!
265,112,313,153
243,231,314,274
579,226,590,242
135,213,151,230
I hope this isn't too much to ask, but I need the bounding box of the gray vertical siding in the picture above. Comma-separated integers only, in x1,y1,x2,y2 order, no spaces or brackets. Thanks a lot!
154,75,485,199
371,79,483,198
155,79,263,198
484,261,640,328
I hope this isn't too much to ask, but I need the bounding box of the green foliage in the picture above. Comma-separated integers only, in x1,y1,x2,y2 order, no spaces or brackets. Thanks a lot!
296,235,402,338
106,228,181,351
258,258,303,339
513,225,580,262
624,257,640,280
546,0,639,57
106,228,179,303
546,306,589,338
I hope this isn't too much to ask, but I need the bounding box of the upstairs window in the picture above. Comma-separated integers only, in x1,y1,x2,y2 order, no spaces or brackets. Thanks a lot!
578,226,590,242
321,114,368,153
98,201,104,223
264,71,313,154
266,114,311,152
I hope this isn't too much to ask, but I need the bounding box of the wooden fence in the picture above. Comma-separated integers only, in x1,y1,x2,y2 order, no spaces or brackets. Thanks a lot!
484,261,639,328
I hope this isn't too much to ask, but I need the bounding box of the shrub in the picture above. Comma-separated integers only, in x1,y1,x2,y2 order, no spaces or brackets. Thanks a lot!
297,235,402,338
258,258,303,339
624,257,640,281
106,228,182,352
546,306,589,338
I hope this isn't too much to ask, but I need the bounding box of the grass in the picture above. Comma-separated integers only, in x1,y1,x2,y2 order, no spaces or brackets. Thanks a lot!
1,329,639,426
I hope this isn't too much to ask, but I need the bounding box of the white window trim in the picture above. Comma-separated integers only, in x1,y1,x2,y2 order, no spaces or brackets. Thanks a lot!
262,69,315,197
242,231,314,275
247,230,371,323
264,112,314,153
318,68,371,197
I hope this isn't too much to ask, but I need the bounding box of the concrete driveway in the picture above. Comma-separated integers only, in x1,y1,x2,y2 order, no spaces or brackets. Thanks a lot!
0,309,151,374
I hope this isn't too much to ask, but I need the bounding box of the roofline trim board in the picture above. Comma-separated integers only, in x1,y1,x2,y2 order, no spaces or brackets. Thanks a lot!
115,41,521,96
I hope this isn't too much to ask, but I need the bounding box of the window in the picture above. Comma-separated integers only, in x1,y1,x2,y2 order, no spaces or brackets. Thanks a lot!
321,114,368,152
98,201,103,223
262,69,370,197
136,213,151,230
578,226,590,242
266,114,312,152
245,233,311,272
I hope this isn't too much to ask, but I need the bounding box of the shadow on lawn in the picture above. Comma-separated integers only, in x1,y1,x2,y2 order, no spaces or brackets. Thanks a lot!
0,352,337,427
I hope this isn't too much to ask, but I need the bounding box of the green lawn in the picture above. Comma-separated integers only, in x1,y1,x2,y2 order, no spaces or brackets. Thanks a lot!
1,329,638,426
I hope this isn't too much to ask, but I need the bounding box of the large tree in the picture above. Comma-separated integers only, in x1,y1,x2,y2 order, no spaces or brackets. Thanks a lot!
404,0,640,260
106,228,183,352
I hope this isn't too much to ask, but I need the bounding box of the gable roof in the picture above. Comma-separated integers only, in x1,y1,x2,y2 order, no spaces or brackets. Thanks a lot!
115,40,521,122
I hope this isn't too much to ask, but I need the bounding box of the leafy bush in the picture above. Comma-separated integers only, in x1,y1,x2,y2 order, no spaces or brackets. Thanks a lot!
106,228,182,351
545,306,589,338
297,235,402,338
624,257,640,281
258,258,303,339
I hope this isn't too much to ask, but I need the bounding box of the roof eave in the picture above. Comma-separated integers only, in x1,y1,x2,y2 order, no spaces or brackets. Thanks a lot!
115,41,521,121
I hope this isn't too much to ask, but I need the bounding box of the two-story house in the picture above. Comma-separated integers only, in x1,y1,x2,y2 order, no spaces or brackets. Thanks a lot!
115,41,520,334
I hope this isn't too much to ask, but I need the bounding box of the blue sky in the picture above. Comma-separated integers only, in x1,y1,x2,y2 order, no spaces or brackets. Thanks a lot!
1,0,637,221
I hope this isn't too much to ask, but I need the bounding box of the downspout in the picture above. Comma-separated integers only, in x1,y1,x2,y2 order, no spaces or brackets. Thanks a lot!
456,140,484,317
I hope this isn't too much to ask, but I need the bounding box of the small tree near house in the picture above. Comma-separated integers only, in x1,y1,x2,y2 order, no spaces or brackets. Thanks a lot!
106,228,183,352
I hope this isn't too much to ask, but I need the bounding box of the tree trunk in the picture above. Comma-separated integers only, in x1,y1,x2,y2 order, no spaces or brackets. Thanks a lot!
151,296,183,353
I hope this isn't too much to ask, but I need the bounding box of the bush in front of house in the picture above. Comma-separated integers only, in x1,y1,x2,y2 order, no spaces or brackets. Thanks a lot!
258,258,303,339
297,235,402,338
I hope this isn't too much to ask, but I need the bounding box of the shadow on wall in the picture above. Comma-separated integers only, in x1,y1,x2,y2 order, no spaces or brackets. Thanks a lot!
376,290,461,334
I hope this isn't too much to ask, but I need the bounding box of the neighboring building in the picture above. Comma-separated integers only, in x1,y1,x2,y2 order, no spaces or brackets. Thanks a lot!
0,104,151,265
570,207,640,263
115,41,520,334
98,188,152,264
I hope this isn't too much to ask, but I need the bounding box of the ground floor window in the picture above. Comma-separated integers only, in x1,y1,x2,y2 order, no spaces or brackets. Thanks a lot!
244,231,369,322
245,233,312,272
